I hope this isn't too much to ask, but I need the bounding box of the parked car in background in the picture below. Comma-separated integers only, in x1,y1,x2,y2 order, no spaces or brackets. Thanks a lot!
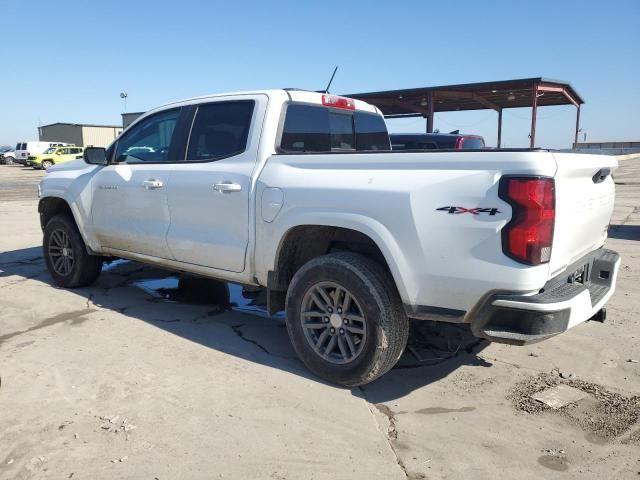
15,141,71,165
0,145,15,164
390,132,485,150
28,146,84,169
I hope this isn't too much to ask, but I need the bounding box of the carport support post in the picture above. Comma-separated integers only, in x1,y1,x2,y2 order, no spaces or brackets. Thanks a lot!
574,105,581,147
426,91,434,133
497,108,503,148
530,84,538,148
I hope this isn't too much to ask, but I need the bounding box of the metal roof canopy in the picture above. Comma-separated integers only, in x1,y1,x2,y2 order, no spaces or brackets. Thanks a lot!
348,77,584,148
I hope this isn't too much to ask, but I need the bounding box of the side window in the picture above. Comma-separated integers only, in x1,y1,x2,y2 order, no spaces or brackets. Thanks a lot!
115,109,180,163
59,148,70,154
354,112,390,151
186,101,254,161
280,104,330,152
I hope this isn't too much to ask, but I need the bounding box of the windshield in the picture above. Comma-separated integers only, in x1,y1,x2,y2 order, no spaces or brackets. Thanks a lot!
43,147,57,154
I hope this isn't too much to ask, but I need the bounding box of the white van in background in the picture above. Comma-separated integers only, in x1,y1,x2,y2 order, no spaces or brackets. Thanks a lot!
15,141,71,164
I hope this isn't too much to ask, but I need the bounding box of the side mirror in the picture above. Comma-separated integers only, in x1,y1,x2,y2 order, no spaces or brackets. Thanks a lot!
83,147,108,165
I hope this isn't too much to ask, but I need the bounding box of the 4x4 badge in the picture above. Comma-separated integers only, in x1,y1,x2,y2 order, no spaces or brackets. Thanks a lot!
436,206,501,215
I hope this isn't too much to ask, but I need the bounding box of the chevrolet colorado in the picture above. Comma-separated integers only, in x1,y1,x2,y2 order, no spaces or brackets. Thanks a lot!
38,89,620,386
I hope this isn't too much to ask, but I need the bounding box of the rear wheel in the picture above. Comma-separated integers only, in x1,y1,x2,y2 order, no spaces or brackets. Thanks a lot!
5,156,14,165
285,252,409,387
43,214,102,288
41,160,54,169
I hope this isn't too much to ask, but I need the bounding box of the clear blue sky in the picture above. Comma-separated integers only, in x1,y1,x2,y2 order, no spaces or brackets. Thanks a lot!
1,0,638,148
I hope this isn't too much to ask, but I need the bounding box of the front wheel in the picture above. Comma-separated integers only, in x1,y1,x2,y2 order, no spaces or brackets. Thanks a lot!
43,214,102,288
285,252,409,387
41,160,54,169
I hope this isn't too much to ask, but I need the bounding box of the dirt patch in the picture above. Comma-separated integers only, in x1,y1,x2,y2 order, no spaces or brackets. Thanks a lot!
509,372,640,441
622,428,640,445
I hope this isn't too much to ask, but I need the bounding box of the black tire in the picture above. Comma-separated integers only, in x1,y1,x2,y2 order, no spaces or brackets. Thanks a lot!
5,156,14,165
42,160,54,170
285,252,409,387
43,214,102,288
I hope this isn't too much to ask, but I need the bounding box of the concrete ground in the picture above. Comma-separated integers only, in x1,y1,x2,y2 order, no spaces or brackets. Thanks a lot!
1,160,639,480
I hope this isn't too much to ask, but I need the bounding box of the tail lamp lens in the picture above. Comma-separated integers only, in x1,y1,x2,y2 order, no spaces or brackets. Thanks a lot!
499,177,555,265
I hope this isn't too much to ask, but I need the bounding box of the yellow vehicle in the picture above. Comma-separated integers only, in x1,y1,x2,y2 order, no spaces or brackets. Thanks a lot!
28,146,84,169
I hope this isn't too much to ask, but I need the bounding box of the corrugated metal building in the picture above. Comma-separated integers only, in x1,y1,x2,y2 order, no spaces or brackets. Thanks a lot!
38,123,123,147
122,112,144,129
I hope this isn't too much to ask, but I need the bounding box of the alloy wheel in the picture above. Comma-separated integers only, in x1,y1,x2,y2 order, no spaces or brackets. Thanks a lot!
300,281,367,364
48,228,75,276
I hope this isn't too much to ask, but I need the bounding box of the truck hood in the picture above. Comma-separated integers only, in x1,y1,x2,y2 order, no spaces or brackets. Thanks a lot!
47,158,94,173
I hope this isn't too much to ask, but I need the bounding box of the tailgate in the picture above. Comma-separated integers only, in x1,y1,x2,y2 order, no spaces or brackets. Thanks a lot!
549,152,617,275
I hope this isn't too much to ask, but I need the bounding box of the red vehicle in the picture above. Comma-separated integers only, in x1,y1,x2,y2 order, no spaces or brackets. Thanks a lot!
390,132,485,150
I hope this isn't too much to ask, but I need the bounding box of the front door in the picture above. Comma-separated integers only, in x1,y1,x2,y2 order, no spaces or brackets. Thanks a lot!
165,95,266,272
91,108,182,259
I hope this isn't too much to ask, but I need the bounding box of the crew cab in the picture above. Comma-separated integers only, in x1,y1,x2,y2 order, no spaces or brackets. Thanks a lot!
38,89,620,386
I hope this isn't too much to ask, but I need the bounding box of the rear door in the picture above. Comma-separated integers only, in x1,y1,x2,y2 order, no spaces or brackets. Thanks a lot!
61,147,82,162
56,147,71,163
165,95,267,272
550,152,618,273
91,108,183,259
16,143,27,161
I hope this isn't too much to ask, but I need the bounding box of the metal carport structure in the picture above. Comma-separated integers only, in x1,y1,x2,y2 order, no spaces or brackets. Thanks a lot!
347,77,584,148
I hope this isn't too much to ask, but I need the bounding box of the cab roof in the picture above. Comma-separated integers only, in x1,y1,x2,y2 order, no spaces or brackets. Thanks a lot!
154,89,380,115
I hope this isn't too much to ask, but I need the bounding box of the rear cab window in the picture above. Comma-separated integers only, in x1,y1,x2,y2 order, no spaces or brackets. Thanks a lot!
279,103,390,153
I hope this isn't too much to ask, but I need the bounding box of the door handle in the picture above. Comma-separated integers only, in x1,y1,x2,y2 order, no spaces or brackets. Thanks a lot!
143,179,164,189
213,182,242,193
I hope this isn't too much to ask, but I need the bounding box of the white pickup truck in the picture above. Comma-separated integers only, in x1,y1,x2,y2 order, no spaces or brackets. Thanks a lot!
38,89,620,386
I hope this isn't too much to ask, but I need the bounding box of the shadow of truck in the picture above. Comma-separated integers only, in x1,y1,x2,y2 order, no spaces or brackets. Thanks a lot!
0,246,490,401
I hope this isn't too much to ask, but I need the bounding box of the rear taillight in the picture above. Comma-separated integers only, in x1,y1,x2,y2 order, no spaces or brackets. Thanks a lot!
499,177,555,265
454,137,464,149
322,94,355,110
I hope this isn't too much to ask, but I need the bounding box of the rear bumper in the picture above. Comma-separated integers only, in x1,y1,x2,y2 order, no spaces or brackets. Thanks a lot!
470,248,620,345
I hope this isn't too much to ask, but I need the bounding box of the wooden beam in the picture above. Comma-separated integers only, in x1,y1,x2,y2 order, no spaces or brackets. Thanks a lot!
531,84,538,148
426,91,434,133
497,108,503,148
537,84,580,108
574,105,581,146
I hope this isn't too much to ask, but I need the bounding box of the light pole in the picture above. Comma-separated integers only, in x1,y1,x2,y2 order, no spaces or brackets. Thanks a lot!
120,92,128,113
